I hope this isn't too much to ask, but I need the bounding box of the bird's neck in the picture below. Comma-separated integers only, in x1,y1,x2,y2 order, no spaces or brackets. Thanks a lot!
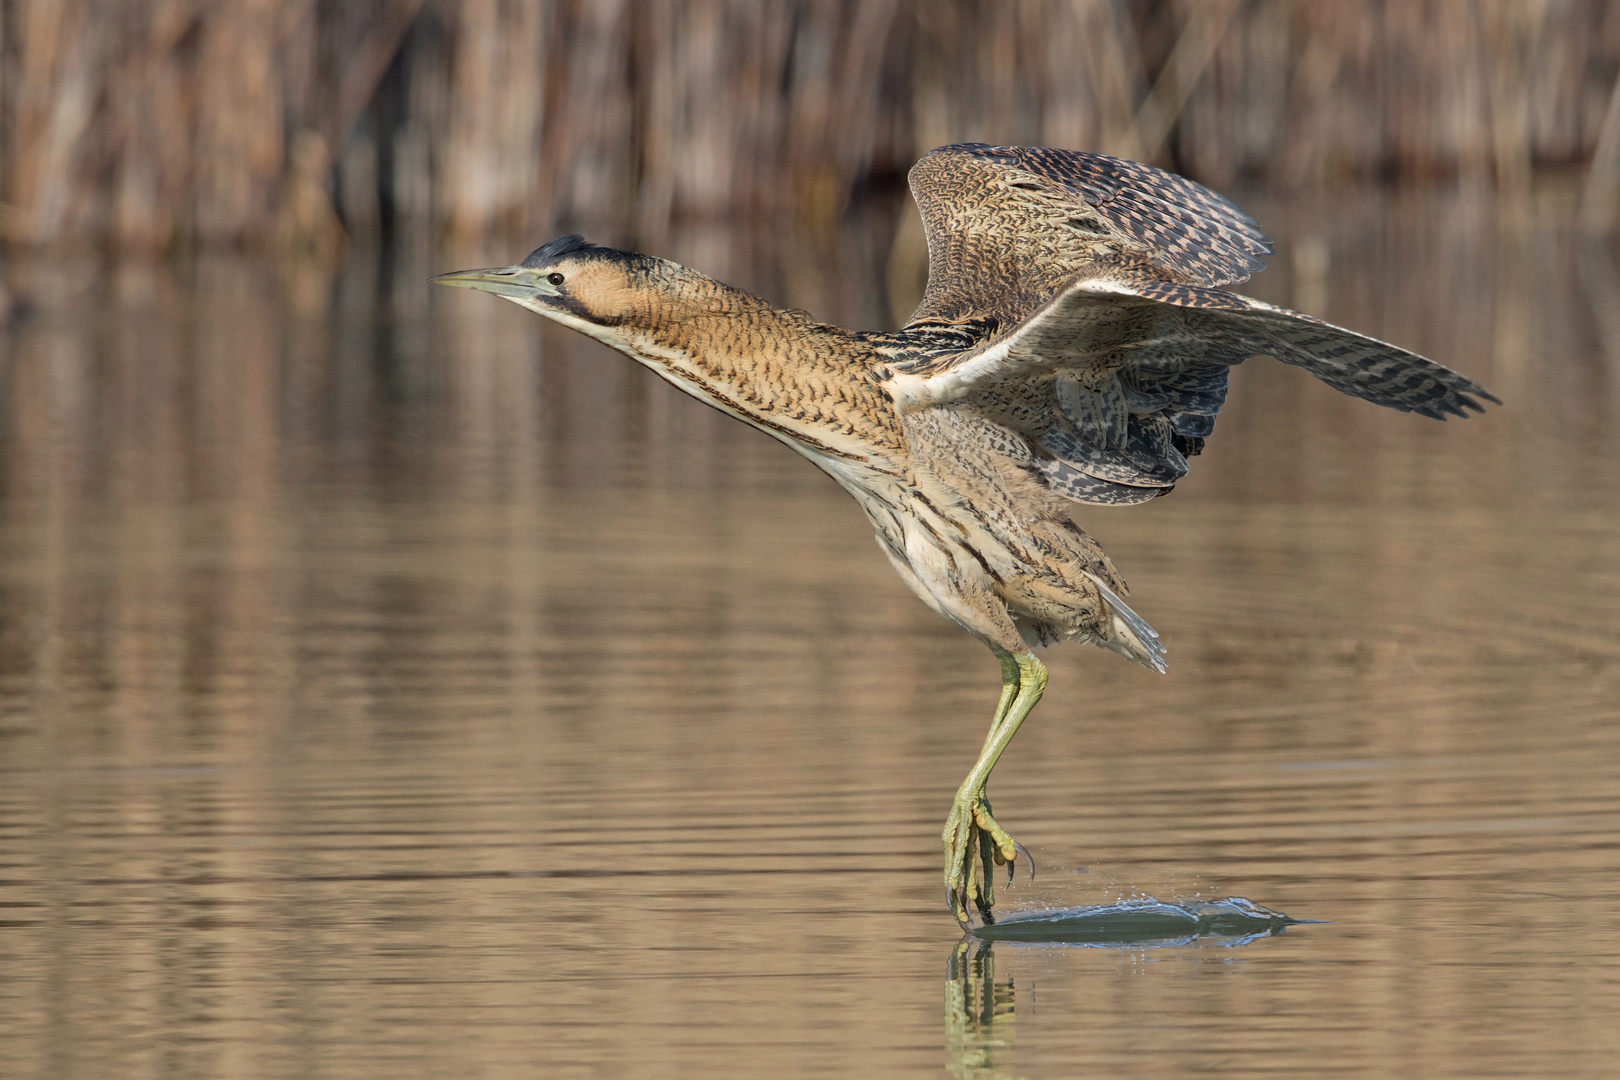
641,263,802,336
591,263,905,462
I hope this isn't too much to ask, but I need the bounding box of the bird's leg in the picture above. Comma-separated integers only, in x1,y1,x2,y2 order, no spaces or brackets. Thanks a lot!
944,650,1048,926
942,650,1020,924
967,652,1022,923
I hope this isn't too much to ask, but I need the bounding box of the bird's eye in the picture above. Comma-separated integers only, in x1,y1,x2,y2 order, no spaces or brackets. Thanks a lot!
547,272,565,286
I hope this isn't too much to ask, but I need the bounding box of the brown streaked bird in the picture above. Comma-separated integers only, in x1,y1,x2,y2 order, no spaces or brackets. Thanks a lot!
435,143,1497,928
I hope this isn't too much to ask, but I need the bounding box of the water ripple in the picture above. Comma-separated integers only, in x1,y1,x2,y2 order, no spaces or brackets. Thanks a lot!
973,896,1303,947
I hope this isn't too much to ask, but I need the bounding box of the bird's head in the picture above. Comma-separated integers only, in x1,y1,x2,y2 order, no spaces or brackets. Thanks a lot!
433,235,650,336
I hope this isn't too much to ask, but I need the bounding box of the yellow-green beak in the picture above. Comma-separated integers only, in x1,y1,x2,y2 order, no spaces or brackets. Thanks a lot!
431,265,561,300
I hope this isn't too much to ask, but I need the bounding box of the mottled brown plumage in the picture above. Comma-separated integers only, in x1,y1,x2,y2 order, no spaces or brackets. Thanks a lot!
907,143,1271,328
435,143,1497,928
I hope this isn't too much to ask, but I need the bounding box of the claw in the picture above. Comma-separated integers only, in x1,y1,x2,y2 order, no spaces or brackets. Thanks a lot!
1013,840,1035,882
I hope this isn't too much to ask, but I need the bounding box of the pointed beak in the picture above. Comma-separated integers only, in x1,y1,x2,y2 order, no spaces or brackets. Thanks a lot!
431,265,561,300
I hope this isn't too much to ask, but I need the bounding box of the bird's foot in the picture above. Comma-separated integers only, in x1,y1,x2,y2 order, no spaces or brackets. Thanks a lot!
943,789,1022,927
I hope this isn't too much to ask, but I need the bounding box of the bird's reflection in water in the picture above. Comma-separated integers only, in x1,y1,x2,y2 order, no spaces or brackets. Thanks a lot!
946,939,1019,1080
944,897,1299,1077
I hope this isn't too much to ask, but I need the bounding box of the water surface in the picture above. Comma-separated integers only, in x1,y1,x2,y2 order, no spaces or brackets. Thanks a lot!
1,189,1618,1077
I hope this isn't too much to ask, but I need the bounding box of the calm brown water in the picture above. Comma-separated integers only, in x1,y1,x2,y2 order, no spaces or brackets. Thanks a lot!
2,188,1619,1078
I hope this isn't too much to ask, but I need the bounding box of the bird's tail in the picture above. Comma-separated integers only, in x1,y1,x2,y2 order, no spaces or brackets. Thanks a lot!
1083,571,1167,673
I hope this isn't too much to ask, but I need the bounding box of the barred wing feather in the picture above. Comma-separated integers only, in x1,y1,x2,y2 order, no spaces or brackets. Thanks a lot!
890,278,1498,506
906,144,1273,327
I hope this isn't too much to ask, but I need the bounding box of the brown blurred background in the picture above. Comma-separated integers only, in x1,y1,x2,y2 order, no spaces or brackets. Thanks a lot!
3,0,1619,256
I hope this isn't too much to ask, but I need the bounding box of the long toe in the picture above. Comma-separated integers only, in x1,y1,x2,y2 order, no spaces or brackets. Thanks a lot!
963,795,1028,916
941,800,979,926
971,797,1019,868
974,829,998,921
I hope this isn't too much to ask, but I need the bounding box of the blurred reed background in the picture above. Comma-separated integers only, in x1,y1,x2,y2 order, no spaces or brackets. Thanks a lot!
2,0,1619,257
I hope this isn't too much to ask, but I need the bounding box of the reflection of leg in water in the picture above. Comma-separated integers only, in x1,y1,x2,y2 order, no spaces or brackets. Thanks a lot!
945,939,1019,1080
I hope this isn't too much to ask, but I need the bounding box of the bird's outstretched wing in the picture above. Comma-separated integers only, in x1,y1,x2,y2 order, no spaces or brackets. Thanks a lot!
905,143,1273,328
890,278,1499,506
895,143,1495,507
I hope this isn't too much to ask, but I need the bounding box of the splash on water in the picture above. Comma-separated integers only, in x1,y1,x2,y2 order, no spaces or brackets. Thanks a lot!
971,895,1305,947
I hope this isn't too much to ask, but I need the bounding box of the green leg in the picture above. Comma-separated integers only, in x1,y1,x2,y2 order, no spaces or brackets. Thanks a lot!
943,650,1048,927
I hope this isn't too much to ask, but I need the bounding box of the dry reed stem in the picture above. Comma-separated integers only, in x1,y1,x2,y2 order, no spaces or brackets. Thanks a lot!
0,0,1616,252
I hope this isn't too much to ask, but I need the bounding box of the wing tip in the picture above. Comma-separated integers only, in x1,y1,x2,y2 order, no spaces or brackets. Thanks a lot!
1425,378,1502,420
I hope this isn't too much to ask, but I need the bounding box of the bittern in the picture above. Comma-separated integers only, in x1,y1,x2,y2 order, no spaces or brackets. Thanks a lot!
435,144,1496,928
